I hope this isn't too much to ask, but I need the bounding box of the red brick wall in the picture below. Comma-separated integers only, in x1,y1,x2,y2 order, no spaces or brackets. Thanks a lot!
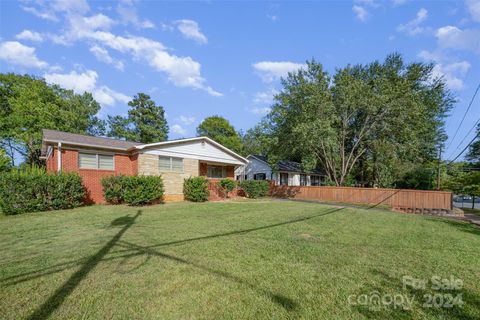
46,148,137,204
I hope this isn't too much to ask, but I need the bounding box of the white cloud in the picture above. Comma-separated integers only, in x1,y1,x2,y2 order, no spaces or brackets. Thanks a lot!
116,0,155,29
15,30,44,42
171,124,187,135
392,0,409,6
89,45,124,71
467,0,480,22
252,61,305,83
21,0,89,21
178,116,195,125
250,107,271,115
267,14,279,21
21,1,220,96
44,70,130,106
253,88,278,105
397,8,429,35
174,20,208,44
21,6,58,21
418,50,471,90
352,5,369,22
436,26,480,54
0,41,48,69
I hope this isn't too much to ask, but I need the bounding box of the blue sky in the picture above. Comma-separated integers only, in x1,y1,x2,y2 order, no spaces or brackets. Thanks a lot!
0,0,479,161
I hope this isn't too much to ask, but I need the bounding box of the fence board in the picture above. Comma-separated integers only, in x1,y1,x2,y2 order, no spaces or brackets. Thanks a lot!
270,184,452,210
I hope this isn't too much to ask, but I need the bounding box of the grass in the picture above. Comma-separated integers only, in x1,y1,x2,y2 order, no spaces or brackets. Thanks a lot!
0,200,479,320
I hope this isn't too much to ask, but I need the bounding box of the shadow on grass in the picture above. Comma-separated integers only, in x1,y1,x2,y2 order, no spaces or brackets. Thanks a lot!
424,217,480,237
5,205,344,318
351,269,480,320
25,210,142,320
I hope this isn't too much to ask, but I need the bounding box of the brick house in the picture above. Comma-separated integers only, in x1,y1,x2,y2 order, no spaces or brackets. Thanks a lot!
41,129,248,203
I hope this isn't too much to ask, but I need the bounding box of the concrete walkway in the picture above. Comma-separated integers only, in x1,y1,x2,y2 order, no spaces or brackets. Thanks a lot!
461,213,480,226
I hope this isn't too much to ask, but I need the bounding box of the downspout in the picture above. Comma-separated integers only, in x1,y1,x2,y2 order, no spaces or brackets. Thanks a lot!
57,142,62,173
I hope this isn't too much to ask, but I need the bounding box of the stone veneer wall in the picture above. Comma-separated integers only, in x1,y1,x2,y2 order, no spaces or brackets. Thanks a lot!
138,154,199,197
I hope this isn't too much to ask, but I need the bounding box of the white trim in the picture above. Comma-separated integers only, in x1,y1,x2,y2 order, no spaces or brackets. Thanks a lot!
136,136,248,164
143,149,245,166
57,142,62,172
43,139,132,152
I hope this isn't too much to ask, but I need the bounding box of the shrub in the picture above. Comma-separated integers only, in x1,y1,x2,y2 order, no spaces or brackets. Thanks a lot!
184,176,209,202
219,179,236,199
101,175,128,204
0,167,85,215
238,180,270,199
102,175,164,206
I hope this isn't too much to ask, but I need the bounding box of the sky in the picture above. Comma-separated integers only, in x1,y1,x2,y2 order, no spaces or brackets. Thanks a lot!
0,0,479,162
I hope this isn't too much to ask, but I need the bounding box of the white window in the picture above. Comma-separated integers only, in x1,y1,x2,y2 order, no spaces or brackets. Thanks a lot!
159,156,183,172
207,165,226,178
79,153,114,170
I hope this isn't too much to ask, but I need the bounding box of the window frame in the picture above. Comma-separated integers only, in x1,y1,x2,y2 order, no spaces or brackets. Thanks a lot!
310,175,320,186
78,152,115,171
280,172,289,186
158,156,184,173
254,173,266,180
206,165,226,179
300,174,307,186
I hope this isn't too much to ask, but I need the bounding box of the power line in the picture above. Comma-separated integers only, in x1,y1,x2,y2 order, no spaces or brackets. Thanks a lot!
445,83,480,150
446,130,480,165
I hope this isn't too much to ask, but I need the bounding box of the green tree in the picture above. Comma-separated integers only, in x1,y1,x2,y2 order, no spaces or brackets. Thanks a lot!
196,116,243,154
0,149,11,172
264,54,453,187
466,124,480,164
240,120,273,156
108,93,168,143
0,73,105,166
443,169,480,209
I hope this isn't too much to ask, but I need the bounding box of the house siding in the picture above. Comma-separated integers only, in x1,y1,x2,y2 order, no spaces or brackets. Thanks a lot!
138,154,199,200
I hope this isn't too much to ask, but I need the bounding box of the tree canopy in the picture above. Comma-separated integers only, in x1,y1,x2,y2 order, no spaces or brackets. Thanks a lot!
0,73,105,165
107,93,168,143
258,54,453,187
196,116,243,154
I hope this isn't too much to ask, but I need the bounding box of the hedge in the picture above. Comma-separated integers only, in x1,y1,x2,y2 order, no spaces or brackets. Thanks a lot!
0,167,85,215
238,180,270,199
102,175,164,206
219,178,236,199
183,176,209,202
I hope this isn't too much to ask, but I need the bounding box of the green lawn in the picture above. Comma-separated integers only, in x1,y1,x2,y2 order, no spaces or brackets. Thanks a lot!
0,200,479,320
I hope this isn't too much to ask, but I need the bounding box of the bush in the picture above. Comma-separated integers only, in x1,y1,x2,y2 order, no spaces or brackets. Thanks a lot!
219,179,236,199
0,167,85,215
238,180,270,199
101,175,129,204
102,175,164,206
184,176,209,202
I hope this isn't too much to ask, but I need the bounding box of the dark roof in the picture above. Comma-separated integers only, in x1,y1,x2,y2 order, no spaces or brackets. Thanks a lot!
250,155,323,175
42,129,142,152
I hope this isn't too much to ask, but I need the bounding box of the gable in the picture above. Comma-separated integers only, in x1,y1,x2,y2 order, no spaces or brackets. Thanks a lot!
141,140,245,165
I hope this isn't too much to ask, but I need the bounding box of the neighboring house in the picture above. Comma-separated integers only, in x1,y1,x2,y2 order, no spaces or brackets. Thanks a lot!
235,155,324,186
41,129,248,203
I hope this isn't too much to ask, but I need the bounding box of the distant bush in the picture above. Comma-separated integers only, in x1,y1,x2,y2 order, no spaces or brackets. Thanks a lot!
0,167,85,215
238,180,270,199
219,178,236,199
184,176,209,202
102,175,164,206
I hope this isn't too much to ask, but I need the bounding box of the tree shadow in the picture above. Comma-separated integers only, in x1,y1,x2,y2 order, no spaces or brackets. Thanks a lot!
25,210,142,320
423,216,480,236
116,240,298,311
6,206,345,318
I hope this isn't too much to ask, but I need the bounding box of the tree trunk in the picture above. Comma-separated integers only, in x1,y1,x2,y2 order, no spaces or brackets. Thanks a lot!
472,195,475,209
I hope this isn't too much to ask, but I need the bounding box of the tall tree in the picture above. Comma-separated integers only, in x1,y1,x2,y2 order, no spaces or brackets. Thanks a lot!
466,123,480,164
241,120,274,156
264,54,453,187
108,93,168,143
0,73,105,165
196,116,243,154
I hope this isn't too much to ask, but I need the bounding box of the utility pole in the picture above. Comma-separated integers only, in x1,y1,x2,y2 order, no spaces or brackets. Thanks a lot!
437,145,442,190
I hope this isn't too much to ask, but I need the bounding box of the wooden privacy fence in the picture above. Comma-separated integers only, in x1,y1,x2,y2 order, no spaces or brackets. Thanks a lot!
270,185,453,210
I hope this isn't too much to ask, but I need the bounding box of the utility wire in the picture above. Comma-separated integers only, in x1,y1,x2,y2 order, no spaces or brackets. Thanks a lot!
445,83,480,150
446,130,480,165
